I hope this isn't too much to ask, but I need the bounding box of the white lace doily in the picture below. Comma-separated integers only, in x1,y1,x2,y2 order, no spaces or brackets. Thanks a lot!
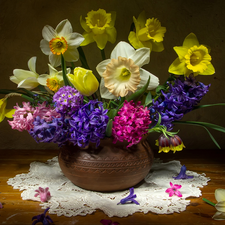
7,157,210,217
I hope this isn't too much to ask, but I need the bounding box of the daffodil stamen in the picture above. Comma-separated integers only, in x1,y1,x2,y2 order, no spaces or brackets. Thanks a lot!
49,37,68,55
46,77,60,92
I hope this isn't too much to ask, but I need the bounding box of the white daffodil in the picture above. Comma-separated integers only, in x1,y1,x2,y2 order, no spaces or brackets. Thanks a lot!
38,64,71,93
10,57,40,90
213,189,225,220
40,19,84,67
96,41,159,99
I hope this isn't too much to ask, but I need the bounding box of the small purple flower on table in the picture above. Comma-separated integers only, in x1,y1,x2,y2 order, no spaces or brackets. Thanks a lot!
173,165,194,180
117,187,139,205
32,208,53,225
165,182,182,197
34,187,51,202
100,219,120,225
0,202,3,209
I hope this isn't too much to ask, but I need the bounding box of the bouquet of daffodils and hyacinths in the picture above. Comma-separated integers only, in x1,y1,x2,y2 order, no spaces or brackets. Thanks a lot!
1,9,224,153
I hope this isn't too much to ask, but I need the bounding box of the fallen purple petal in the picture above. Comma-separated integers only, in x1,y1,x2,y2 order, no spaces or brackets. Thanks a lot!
0,202,3,209
173,165,194,180
32,208,53,225
117,187,140,205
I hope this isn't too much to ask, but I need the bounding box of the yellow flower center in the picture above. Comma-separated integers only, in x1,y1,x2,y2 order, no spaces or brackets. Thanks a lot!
49,37,68,55
120,68,131,79
185,45,211,74
46,77,60,92
102,56,141,97
86,9,111,34
138,18,166,42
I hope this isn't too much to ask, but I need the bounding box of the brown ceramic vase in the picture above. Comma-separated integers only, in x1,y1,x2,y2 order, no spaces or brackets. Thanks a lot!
58,137,154,192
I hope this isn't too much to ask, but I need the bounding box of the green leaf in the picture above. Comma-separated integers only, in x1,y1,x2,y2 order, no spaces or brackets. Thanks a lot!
156,85,167,94
107,108,117,120
193,103,225,110
127,76,150,102
105,119,112,137
61,54,73,87
77,46,90,69
144,91,152,106
173,120,225,149
173,121,225,133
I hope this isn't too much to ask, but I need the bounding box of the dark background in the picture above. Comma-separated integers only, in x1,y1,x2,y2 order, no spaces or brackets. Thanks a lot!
0,0,224,150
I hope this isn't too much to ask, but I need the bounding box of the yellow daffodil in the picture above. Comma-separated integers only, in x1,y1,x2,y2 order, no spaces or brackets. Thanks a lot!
68,67,99,96
80,9,117,50
169,33,215,77
40,19,84,67
213,189,225,220
0,98,15,122
38,64,71,93
10,57,40,90
128,11,166,52
96,41,159,99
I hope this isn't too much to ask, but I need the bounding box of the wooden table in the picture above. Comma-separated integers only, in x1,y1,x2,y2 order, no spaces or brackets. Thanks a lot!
0,148,225,225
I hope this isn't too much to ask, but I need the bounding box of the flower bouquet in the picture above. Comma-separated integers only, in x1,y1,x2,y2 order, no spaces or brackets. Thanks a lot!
1,9,225,190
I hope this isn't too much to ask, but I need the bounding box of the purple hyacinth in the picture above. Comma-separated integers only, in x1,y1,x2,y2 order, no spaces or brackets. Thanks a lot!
29,116,71,146
149,76,210,130
53,86,83,116
69,100,109,148
117,187,139,205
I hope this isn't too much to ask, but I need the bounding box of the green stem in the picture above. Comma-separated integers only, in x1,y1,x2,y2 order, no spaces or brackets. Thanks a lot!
202,198,216,207
101,49,106,60
78,46,90,69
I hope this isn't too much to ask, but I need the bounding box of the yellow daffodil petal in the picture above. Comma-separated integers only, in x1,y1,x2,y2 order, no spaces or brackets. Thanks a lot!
151,41,164,52
215,189,225,202
169,58,186,75
80,16,91,32
199,63,215,75
106,27,117,44
4,109,16,118
183,33,199,48
136,11,146,28
80,33,95,46
93,33,108,50
128,31,145,49
174,46,189,59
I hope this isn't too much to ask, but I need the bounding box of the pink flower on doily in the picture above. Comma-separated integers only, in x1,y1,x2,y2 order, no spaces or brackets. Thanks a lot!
165,182,182,197
34,187,51,202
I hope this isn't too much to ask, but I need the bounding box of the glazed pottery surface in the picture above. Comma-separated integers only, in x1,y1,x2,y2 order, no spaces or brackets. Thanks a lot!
58,137,154,192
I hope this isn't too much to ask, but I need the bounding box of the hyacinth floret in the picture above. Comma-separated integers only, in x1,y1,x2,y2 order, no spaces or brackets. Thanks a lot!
53,86,83,115
149,76,210,130
29,116,70,146
112,100,151,147
69,100,109,148
9,102,60,132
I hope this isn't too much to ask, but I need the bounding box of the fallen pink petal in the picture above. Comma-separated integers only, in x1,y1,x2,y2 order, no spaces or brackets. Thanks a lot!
34,187,51,202
165,182,182,197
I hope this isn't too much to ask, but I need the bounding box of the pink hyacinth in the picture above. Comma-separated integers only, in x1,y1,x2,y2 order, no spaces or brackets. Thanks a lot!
112,100,151,147
165,182,182,197
34,187,51,202
8,102,60,132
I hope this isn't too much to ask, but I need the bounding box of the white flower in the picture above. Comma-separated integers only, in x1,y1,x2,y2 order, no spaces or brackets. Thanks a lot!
96,41,159,99
38,64,71,93
40,19,84,67
10,57,40,90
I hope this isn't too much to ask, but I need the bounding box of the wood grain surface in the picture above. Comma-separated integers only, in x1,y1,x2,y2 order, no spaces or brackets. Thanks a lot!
0,149,224,225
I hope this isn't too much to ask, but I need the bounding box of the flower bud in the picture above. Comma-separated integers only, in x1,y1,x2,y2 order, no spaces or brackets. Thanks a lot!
68,67,99,96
